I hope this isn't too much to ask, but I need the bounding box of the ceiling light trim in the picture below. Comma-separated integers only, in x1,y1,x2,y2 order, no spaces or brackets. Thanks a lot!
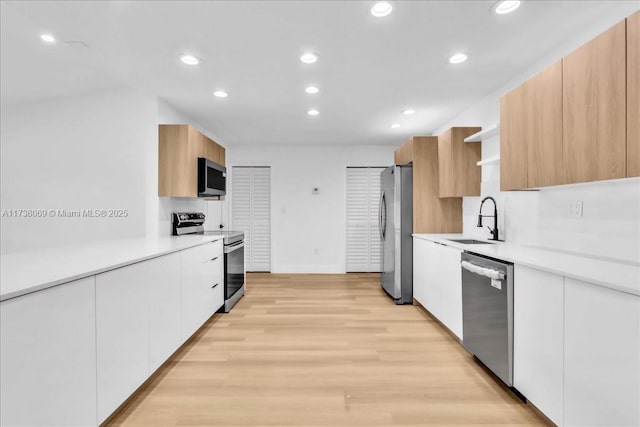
493,0,521,15
449,53,468,64
371,1,393,17
40,34,56,43
180,54,200,65
300,52,318,64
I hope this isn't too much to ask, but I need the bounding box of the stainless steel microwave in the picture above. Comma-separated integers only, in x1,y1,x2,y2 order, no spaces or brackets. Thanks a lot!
197,158,226,198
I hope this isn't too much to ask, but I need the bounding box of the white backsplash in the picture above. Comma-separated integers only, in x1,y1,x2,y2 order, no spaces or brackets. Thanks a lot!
463,135,640,265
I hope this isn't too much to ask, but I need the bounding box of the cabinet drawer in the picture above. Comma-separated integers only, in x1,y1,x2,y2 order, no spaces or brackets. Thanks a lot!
203,256,224,286
193,240,223,263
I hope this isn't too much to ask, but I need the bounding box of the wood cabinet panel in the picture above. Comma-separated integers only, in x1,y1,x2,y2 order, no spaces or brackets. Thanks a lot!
527,61,564,188
438,127,481,197
500,84,528,191
563,20,626,183
412,137,462,233
394,139,414,165
204,136,225,166
159,124,226,197
159,125,200,197
628,11,640,177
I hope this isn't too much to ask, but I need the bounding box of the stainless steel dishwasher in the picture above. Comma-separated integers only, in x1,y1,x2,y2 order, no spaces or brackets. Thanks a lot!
461,252,514,386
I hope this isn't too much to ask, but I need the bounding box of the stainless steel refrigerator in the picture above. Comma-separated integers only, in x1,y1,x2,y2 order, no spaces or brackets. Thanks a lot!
379,165,413,304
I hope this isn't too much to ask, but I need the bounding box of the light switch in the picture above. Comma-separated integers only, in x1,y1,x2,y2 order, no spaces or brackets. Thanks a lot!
312,187,320,195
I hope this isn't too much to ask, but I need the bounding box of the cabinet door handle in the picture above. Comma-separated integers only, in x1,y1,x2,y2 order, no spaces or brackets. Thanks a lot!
211,283,219,289
211,256,219,261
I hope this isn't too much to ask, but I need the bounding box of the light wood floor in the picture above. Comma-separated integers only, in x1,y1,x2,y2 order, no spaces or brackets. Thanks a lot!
107,273,549,426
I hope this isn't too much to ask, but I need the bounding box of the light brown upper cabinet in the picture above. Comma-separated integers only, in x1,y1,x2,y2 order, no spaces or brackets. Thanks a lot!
501,61,563,191
500,82,528,191
158,124,226,197
628,11,640,177
394,140,414,165
438,127,481,197
528,62,564,188
563,20,626,184
204,137,226,167
395,137,462,233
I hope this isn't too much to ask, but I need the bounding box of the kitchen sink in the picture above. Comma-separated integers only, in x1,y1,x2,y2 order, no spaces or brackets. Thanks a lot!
446,239,496,244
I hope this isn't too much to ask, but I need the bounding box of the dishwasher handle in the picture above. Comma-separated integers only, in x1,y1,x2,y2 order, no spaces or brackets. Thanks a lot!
461,260,505,280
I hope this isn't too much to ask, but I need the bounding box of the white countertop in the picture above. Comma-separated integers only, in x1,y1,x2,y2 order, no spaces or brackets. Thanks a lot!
0,235,224,301
413,234,640,297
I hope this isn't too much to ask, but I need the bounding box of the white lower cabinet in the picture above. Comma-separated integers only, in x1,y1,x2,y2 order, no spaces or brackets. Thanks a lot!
0,277,97,427
148,253,181,373
95,252,183,423
564,278,640,427
413,238,430,308
513,265,564,425
413,239,463,339
180,240,224,341
436,244,463,339
96,261,151,423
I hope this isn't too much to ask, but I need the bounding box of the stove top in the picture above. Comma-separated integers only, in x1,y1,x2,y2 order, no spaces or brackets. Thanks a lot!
172,212,244,244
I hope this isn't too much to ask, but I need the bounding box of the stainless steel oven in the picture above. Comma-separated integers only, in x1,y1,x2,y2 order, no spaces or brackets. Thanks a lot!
220,232,245,312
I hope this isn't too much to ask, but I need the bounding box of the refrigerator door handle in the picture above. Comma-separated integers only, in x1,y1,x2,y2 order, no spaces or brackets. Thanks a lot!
379,191,386,241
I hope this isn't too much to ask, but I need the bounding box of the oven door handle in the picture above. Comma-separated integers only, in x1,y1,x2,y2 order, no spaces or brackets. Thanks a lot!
461,260,505,280
224,241,244,254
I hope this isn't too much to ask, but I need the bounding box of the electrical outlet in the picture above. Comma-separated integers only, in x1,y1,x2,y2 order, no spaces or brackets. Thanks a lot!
568,200,583,218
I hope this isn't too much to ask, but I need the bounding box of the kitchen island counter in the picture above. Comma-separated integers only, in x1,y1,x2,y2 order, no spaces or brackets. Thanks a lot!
0,235,224,301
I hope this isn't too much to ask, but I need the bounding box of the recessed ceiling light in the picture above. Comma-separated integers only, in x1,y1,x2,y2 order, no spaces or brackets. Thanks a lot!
371,1,393,17
308,109,319,116
449,53,468,64
494,0,521,15
305,86,320,94
213,90,228,98
402,109,416,115
300,52,318,64
180,54,200,65
390,123,401,128
40,34,56,43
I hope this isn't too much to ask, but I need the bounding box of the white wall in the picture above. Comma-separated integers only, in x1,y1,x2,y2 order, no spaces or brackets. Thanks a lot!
226,145,395,273
0,88,223,254
435,3,640,264
1,87,154,253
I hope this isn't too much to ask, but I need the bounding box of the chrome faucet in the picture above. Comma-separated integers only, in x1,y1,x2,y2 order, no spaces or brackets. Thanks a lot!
477,196,499,241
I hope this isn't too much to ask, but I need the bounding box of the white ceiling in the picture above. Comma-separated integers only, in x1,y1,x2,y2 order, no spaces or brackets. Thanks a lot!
1,1,636,146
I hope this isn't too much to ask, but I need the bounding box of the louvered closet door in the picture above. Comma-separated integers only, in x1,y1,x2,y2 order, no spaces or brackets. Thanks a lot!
231,167,271,272
346,167,385,272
